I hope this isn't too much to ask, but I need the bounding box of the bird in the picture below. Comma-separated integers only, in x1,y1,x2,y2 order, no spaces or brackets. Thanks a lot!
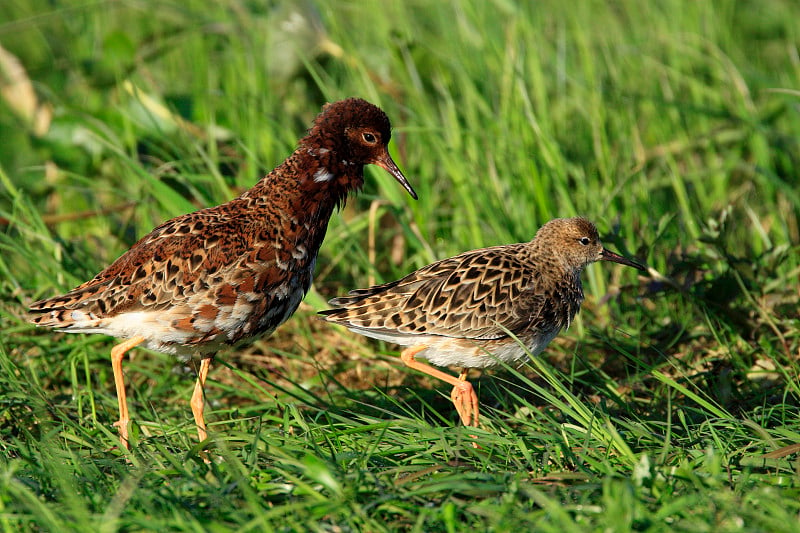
29,97,418,450
320,217,645,427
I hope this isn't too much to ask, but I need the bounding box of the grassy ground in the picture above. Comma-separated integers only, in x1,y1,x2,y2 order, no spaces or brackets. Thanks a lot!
1,0,799,530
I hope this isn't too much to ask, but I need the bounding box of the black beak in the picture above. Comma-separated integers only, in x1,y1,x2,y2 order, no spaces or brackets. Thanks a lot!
374,149,418,200
600,248,646,271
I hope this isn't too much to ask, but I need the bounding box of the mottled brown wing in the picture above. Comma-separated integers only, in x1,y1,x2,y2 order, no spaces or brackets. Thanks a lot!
322,244,544,340
29,202,291,325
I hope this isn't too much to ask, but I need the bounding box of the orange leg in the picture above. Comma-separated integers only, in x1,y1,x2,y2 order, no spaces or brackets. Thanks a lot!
451,369,480,427
190,357,212,442
400,346,480,427
110,335,145,450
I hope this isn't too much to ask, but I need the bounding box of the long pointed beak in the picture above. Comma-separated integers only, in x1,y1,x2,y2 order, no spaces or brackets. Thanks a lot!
374,149,418,200
601,248,646,271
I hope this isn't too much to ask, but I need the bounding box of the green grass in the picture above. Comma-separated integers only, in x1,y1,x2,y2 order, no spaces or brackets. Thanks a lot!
1,0,799,530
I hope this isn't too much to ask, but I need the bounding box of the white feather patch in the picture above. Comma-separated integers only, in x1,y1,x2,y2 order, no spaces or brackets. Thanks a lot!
313,168,335,183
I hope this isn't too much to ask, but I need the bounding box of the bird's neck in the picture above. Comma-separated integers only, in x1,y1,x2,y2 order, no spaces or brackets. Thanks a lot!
529,241,585,279
239,147,362,248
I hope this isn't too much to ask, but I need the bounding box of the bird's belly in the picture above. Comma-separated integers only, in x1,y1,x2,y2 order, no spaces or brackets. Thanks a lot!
79,267,314,357
195,255,317,346
417,329,560,369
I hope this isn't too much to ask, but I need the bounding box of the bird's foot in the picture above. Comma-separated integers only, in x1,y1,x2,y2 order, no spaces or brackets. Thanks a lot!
450,380,480,428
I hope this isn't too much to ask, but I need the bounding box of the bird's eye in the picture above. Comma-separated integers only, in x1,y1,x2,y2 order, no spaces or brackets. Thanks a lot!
362,132,377,144
579,237,591,245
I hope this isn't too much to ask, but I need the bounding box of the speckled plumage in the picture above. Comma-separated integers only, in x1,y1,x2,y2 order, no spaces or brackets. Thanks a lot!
29,97,417,450
321,217,645,427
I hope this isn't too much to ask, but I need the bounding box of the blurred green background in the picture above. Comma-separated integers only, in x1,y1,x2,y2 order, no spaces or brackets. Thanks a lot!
1,1,798,530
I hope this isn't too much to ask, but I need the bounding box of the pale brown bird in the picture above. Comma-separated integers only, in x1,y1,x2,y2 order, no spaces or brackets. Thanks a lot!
321,217,645,427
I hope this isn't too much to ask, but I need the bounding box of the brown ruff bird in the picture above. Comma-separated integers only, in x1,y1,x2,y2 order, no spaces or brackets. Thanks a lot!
29,98,417,450
320,217,644,427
